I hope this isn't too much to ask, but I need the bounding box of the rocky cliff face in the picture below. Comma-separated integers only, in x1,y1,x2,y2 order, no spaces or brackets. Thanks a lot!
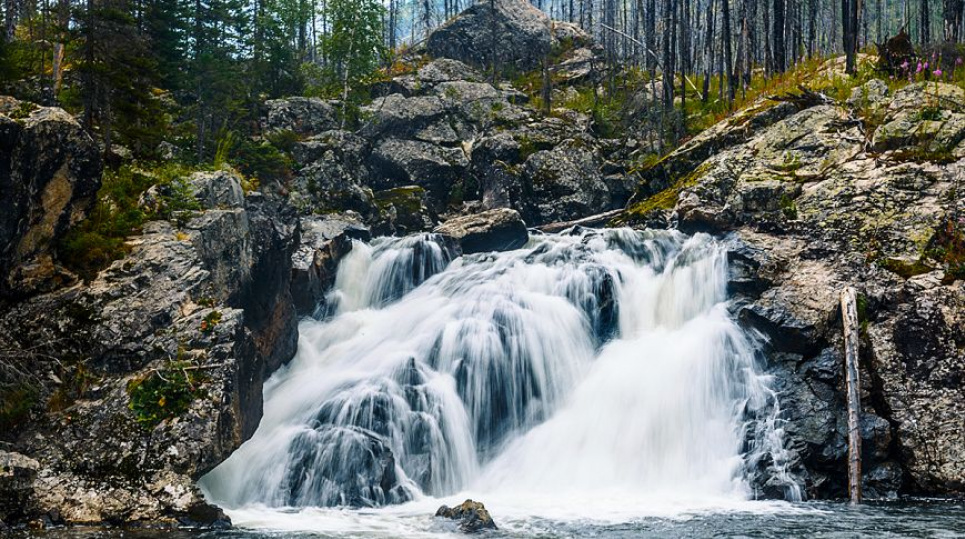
0,163,299,527
625,80,965,499
0,97,102,300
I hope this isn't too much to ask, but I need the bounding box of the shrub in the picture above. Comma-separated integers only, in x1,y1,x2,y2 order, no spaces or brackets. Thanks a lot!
127,358,206,428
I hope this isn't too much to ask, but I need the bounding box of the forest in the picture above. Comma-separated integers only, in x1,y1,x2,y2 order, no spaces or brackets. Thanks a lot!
3,0,965,164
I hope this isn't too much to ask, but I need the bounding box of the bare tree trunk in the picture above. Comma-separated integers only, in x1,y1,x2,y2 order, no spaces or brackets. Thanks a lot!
4,0,17,41
945,0,963,40
841,287,863,505
773,0,786,72
702,0,715,101
920,0,931,41
722,0,735,100
843,0,859,73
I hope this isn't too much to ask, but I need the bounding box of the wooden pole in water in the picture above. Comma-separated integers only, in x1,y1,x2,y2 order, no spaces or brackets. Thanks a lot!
841,287,862,504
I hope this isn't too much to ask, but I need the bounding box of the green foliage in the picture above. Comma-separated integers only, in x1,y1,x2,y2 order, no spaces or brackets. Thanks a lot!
200,310,222,334
309,0,386,100
780,194,799,220
127,357,206,428
926,215,965,283
0,383,38,433
218,130,293,186
59,163,202,281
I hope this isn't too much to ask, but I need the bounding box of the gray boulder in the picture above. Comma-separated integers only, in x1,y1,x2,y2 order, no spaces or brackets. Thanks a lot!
264,97,337,136
0,98,102,299
290,130,377,217
369,139,470,210
426,0,553,72
435,208,528,254
522,139,614,223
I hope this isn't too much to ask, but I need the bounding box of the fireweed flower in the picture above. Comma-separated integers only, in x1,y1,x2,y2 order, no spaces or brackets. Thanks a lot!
917,62,924,73
934,69,943,77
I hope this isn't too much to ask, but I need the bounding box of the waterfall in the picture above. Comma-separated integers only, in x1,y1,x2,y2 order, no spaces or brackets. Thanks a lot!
201,228,801,513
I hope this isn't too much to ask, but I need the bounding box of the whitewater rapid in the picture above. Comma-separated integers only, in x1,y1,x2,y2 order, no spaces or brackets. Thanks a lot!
201,227,801,532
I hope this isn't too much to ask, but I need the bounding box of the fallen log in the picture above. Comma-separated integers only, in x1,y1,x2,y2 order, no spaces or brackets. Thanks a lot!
536,209,625,233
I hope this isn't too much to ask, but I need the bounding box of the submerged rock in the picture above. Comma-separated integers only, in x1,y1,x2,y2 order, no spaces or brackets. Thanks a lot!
434,208,528,254
436,499,497,533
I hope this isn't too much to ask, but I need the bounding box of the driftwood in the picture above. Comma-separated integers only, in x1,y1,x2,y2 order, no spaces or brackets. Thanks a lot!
536,209,625,233
840,287,863,504
767,85,832,109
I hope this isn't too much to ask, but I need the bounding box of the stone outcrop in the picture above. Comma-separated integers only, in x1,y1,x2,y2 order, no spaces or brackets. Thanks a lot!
427,0,554,72
263,97,338,136
435,499,497,533
434,208,528,254
0,169,299,527
625,81,965,500
0,97,102,300
291,215,371,316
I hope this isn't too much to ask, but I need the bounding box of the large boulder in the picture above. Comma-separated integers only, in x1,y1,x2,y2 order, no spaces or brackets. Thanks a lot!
264,97,338,136
434,208,528,254
0,97,102,299
427,0,553,72
369,139,470,210
289,130,377,218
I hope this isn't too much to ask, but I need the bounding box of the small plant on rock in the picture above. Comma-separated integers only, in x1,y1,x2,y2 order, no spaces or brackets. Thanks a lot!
127,354,207,428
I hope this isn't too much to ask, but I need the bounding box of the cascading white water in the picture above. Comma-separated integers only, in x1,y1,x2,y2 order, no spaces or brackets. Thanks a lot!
201,227,800,522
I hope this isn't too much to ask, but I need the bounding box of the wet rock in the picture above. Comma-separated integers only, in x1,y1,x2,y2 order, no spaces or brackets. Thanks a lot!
264,97,337,136
0,97,102,299
436,499,497,533
427,0,553,72
373,186,436,236
434,208,528,254
291,215,371,316
0,451,40,524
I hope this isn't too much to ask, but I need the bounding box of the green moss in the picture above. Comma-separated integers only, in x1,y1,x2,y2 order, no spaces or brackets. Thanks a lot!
375,186,426,214
516,135,554,160
8,101,37,119
780,194,799,219
612,162,710,226
879,257,934,278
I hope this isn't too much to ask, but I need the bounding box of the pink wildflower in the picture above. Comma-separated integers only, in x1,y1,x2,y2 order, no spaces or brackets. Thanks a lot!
916,62,924,73
934,69,943,77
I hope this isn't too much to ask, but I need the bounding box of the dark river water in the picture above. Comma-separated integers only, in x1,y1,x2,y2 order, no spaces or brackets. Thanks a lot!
16,500,965,538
